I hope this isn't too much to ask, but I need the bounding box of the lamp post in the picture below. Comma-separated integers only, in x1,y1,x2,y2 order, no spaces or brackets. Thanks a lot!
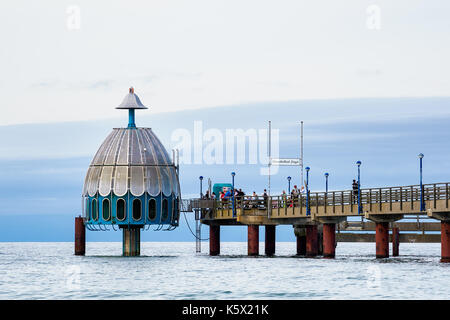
324,173,329,193
287,176,292,194
305,167,310,216
199,176,203,198
231,172,236,217
356,161,362,214
418,153,424,211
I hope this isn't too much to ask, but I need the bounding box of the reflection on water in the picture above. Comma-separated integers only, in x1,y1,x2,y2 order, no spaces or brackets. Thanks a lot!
0,242,448,299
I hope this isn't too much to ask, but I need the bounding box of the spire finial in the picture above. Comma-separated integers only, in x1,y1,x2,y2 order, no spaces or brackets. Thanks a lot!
117,87,148,128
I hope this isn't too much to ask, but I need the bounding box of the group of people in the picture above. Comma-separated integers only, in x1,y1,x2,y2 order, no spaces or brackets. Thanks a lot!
202,188,246,201
200,179,361,206
278,185,306,207
202,188,269,208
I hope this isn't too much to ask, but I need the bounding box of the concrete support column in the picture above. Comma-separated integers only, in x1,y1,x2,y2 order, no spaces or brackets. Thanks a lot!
375,222,389,258
209,225,220,256
306,225,318,257
296,233,306,256
318,228,323,255
323,223,336,258
392,226,400,257
123,227,140,256
74,217,85,256
248,225,259,256
441,221,450,263
265,225,276,256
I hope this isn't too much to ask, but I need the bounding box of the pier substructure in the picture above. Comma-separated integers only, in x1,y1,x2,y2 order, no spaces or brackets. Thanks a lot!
209,225,220,256
318,225,324,255
74,216,85,256
122,226,141,256
265,225,276,256
442,221,450,263
316,218,344,259
366,214,403,259
392,226,400,257
294,227,306,256
427,211,450,262
376,222,389,258
306,224,318,257
323,223,336,258
248,225,259,256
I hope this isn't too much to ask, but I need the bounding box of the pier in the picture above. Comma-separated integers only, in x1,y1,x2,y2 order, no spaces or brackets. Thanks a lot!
187,182,450,262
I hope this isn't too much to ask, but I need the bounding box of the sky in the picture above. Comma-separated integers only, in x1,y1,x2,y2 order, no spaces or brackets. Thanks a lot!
0,1,449,241
1,1,449,126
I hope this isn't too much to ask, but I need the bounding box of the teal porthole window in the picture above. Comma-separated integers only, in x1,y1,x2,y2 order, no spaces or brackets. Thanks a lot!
148,199,157,221
102,199,111,221
85,198,90,220
92,199,98,221
162,199,168,221
132,199,142,220
117,198,126,221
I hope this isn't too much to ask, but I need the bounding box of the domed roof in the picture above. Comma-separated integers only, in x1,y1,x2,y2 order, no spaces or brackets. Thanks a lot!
82,127,180,198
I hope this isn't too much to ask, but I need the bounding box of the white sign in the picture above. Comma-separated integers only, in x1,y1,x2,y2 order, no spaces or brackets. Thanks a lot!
270,158,301,166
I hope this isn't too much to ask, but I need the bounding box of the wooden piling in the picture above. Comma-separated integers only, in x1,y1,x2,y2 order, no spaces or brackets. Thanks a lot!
306,225,318,257
209,225,220,256
74,216,85,256
323,223,336,258
375,222,389,258
441,221,450,263
296,231,306,256
392,226,400,257
265,225,275,256
248,225,259,256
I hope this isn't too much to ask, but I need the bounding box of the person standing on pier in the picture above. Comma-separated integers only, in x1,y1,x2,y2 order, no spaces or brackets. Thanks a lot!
291,185,299,207
352,179,359,203
252,191,258,208
282,190,287,208
263,189,268,209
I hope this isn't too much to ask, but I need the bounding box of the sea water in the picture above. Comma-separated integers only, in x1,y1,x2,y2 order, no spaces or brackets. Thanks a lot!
0,242,448,299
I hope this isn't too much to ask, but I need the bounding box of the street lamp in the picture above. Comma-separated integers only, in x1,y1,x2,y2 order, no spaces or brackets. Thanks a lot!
287,176,292,194
199,176,203,198
356,161,362,214
231,172,236,217
324,172,329,193
418,153,424,211
305,167,310,216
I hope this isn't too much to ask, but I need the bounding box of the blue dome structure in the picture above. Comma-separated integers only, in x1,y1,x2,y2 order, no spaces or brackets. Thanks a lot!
81,87,181,256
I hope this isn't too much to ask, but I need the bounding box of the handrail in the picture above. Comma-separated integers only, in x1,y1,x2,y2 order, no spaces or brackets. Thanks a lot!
189,183,450,212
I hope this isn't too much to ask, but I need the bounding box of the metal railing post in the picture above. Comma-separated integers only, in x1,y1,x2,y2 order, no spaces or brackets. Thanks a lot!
399,187,403,211
379,188,382,211
332,191,335,214
446,183,449,209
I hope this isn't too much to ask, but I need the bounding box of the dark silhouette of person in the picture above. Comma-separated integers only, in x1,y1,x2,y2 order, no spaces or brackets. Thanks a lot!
352,179,359,203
